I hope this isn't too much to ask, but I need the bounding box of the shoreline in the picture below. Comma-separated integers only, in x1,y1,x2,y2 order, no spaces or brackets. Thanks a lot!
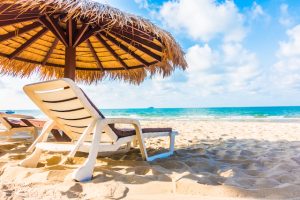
138,118,300,123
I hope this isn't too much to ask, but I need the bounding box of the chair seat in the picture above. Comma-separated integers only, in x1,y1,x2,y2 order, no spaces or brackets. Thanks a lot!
114,127,173,138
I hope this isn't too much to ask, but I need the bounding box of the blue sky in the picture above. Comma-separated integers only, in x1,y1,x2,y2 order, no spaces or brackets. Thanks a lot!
1,0,300,109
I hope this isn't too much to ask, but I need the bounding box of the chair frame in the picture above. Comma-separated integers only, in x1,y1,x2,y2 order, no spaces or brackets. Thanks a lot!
20,78,177,182
0,113,38,139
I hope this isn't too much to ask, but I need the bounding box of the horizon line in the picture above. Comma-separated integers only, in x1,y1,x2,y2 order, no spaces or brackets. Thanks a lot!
2,105,300,111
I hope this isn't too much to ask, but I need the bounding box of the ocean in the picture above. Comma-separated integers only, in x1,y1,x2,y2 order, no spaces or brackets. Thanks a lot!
2,106,300,121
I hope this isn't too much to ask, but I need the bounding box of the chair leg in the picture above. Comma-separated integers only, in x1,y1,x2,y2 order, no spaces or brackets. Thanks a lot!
60,120,96,165
132,123,148,161
169,132,175,154
27,120,55,153
132,139,138,147
31,127,38,139
126,142,131,151
19,148,43,168
146,132,176,162
72,121,104,182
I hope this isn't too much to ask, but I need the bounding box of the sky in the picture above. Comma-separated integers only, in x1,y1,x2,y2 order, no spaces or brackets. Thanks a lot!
1,0,300,109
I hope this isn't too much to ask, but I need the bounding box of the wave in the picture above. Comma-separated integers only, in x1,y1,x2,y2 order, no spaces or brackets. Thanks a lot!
2,107,300,122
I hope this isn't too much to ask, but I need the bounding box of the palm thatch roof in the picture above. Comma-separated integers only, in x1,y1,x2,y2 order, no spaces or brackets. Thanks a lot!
0,0,187,84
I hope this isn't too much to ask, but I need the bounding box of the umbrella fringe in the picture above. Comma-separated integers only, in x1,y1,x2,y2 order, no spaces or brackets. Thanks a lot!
0,56,151,85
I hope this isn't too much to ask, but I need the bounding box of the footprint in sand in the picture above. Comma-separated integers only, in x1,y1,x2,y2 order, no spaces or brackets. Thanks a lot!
104,183,129,199
46,155,62,166
273,173,296,184
0,184,15,198
47,169,72,182
197,174,224,185
219,169,234,178
230,177,256,188
254,178,280,189
8,153,26,160
0,143,19,151
61,183,84,198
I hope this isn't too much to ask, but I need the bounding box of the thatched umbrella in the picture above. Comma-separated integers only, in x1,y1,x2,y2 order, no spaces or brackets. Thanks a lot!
0,0,187,84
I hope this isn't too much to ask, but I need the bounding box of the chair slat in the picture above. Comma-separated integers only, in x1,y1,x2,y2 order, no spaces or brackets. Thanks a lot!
68,126,88,134
50,109,91,119
29,80,69,91
42,99,83,110
36,88,76,102
59,117,94,127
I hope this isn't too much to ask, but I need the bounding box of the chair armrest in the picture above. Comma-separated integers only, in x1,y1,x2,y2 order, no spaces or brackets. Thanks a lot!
0,113,34,119
101,118,148,160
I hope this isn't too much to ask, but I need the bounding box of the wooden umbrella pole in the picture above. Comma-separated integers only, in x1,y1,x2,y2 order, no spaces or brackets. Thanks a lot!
65,46,76,80
64,18,77,81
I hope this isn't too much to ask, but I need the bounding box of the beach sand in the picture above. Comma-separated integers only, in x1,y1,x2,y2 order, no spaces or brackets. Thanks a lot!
1,120,300,200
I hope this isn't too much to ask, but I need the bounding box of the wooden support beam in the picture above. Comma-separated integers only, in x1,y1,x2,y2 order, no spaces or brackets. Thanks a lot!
0,22,41,43
0,13,39,20
107,32,161,62
86,39,104,71
77,18,161,49
125,22,163,43
96,18,157,42
96,34,129,70
101,33,150,66
62,18,78,82
75,26,101,46
66,18,77,47
0,17,38,27
9,27,48,59
47,14,67,44
42,38,59,66
0,3,18,10
73,23,89,47
39,15,67,46
64,46,76,80
109,28,162,52
0,4,41,14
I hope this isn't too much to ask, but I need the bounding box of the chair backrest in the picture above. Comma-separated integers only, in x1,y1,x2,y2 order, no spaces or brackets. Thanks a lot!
23,78,103,140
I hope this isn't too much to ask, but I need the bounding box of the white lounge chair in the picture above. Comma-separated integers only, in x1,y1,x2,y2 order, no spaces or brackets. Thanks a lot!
20,78,177,182
0,112,38,139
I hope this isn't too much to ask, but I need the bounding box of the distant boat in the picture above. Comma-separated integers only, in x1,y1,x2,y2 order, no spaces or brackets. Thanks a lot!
5,110,15,114
148,107,155,109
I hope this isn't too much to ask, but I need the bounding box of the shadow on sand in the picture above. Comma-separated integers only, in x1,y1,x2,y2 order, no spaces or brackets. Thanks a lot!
1,138,300,199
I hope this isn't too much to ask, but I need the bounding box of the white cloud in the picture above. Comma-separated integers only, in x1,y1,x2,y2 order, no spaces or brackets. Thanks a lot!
159,0,245,42
0,76,40,110
278,25,300,57
186,44,216,72
0,79,4,88
250,2,270,22
279,3,294,27
251,2,265,19
273,25,300,90
156,0,263,96
182,42,261,96
134,0,149,9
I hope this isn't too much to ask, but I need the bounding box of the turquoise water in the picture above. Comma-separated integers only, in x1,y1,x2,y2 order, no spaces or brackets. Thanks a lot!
2,106,300,121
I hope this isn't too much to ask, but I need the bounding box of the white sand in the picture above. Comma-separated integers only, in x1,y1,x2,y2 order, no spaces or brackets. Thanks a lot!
1,120,300,199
